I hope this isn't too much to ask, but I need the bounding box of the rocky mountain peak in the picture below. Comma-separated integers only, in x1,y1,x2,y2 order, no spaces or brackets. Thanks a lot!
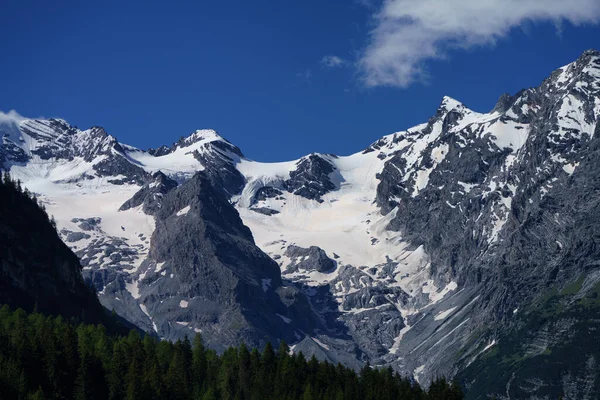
176,129,224,148
177,129,243,155
545,48,600,93
437,95,468,115
577,48,600,66
284,153,338,202
150,129,245,160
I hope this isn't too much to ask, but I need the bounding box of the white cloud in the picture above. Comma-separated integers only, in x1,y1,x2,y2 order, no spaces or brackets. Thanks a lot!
0,110,26,125
359,0,600,88
321,55,348,68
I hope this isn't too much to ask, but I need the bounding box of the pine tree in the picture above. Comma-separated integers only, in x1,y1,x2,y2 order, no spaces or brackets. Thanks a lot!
303,382,316,400
192,334,207,399
166,343,191,400
108,342,127,400
125,357,142,400
218,347,238,400
73,354,94,400
3,171,11,186
237,343,251,399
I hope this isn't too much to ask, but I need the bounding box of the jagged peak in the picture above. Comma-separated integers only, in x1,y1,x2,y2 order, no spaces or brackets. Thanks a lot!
146,129,244,159
437,96,468,114
82,126,114,141
579,48,600,60
79,126,120,147
492,93,515,114
176,129,226,148
568,49,600,73
549,49,600,90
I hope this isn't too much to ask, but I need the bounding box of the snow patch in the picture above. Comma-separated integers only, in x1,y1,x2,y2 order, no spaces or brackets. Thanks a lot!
276,314,292,324
434,306,457,321
126,280,141,300
482,340,496,352
176,205,191,216
311,337,330,350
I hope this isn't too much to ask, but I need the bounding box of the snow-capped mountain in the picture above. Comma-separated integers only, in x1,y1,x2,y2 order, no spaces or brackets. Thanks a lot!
2,49,600,398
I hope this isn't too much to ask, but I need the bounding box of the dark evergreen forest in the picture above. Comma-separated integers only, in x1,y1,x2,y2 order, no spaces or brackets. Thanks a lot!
0,305,463,400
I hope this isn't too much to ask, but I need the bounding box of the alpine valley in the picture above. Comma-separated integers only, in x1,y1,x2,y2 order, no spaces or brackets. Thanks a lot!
2,50,600,399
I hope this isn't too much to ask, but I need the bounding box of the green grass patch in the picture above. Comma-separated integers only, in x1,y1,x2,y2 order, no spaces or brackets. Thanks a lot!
560,274,585,296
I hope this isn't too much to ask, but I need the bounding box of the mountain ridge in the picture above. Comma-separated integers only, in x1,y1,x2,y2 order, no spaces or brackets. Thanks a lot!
1,49,599,398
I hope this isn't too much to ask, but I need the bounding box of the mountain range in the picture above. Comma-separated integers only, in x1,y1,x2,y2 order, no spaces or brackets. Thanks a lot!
1,49,600,399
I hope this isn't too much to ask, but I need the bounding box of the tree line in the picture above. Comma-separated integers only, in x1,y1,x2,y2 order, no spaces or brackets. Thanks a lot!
0,305,463,400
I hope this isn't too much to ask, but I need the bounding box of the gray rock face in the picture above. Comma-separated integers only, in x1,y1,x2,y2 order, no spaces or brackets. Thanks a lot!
21,118,80,161
119,171,178,214
122,172,322,349
193,147,245,197
93,156,148,186
284,245,336,273
370,49,600,392
284,154,338,202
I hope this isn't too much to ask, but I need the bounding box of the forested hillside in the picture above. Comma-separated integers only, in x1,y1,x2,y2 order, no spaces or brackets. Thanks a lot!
0,173,106,323
0,305,463,400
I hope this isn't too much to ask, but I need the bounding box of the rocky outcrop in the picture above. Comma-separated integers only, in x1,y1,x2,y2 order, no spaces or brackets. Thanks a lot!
284,154,338,202
119,171,178,214
284,245,336,273
116,172,321,349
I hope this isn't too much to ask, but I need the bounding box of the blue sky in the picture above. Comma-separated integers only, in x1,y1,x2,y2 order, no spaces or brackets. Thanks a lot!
2,0,600,161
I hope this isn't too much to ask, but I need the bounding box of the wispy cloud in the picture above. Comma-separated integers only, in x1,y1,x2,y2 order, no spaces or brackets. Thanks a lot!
296,69,313,82
0,110,26,125
359,0,600,88
321,55,348,68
